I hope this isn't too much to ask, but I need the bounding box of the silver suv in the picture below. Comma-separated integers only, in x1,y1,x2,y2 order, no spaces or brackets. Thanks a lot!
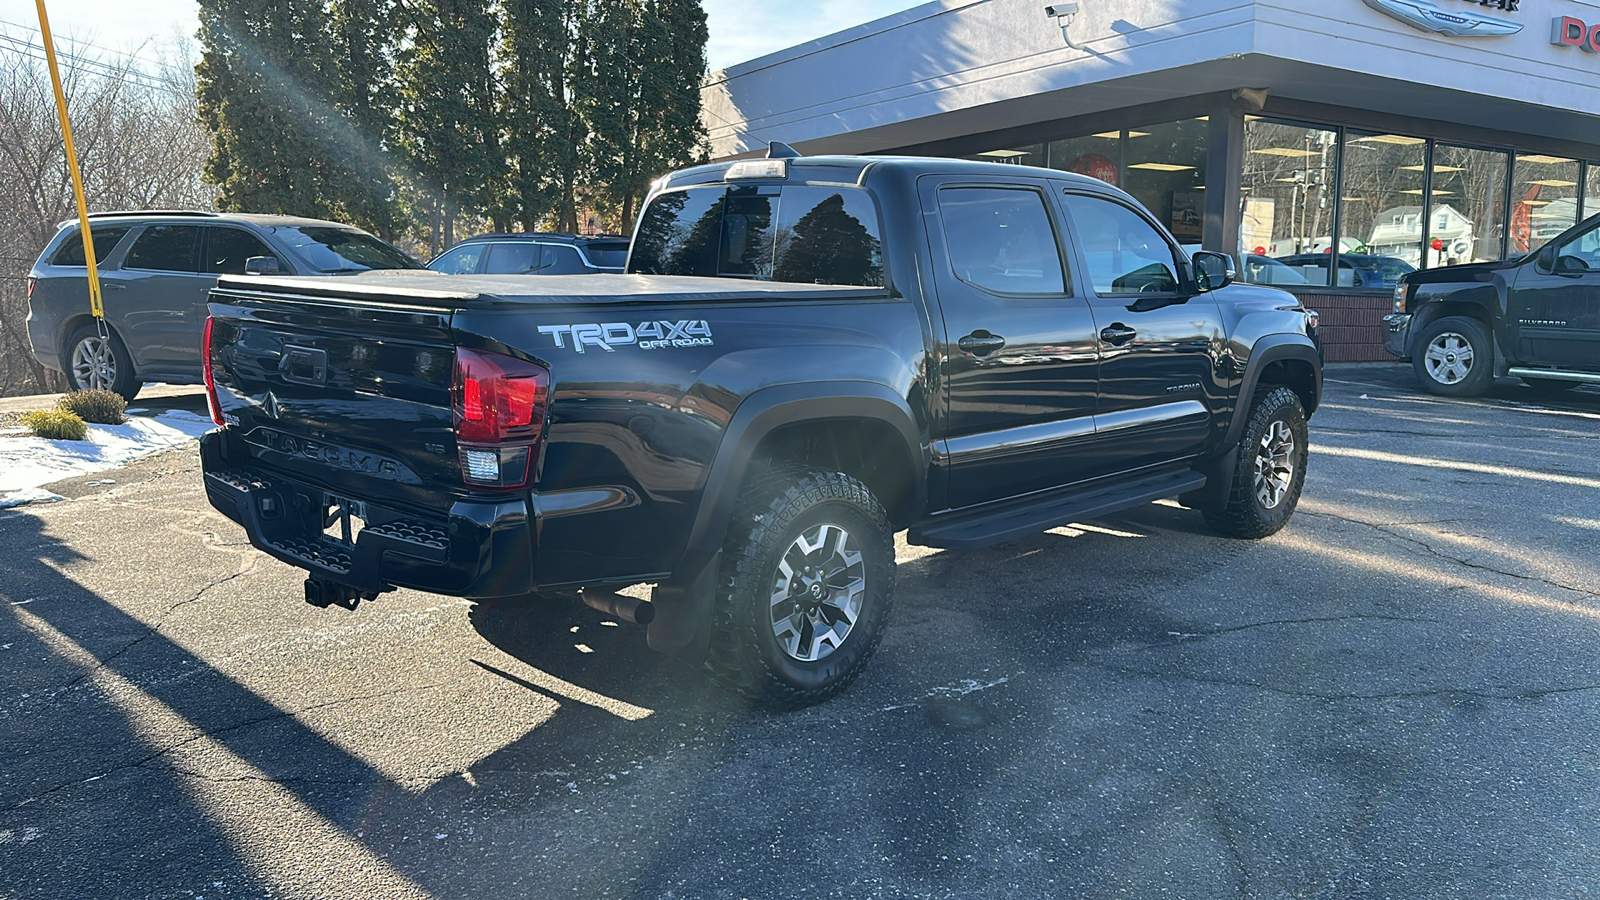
26,211,422,400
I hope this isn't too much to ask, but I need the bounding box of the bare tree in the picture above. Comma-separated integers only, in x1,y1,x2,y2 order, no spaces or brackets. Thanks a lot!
0,28,215,398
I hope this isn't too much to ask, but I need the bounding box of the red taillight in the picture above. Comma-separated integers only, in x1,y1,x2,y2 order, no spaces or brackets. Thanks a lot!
452,347,549,489
26,276,36,302
202,316,224,426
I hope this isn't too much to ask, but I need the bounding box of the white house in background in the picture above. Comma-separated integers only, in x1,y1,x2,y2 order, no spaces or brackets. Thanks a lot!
1368,205,1474,268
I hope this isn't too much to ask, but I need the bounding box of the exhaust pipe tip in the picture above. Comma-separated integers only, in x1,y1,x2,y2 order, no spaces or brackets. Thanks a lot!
581,590,655,625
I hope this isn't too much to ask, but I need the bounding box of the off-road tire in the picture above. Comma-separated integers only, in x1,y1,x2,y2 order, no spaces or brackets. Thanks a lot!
65,323,139,402
1202,386,1308,539
707,466,896,708
1412,315,1492,397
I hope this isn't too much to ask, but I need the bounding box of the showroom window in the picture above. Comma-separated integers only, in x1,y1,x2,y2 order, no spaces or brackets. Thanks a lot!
1511,154,1582,254
963,144,1045,167
1339,131,1426,274
1122,118,1208,245
1047,133,1124,188
1240,119,1339,286
1429,144,1508,266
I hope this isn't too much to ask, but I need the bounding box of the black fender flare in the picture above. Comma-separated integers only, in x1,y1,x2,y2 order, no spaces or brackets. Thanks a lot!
679,381,926,577
1223,334,1322,450
646,381,926,663
1187,335,1321,513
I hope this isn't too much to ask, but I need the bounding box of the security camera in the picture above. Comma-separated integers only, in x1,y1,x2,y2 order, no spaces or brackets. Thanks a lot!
1045,2,1079,17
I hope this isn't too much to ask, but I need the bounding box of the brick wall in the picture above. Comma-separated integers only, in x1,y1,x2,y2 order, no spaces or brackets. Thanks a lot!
1288,290,1393,363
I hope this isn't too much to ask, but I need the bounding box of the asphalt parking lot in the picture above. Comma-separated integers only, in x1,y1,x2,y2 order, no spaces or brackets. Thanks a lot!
3,363,1600,899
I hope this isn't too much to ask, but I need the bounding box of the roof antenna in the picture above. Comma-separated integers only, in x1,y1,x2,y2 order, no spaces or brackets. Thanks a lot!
767,141,801,159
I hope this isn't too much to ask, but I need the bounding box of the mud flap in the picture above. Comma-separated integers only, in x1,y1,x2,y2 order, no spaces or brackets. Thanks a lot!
647,550,721,664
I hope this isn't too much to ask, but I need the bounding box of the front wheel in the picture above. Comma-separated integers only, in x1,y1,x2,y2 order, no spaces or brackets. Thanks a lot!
708,467,896,707
1412,316,1492,397
65,323,139,401
1203,386,1309,539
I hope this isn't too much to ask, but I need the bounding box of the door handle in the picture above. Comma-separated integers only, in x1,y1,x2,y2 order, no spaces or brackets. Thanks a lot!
101,282,125,291
958,331,1007,356
1100,324,1137,346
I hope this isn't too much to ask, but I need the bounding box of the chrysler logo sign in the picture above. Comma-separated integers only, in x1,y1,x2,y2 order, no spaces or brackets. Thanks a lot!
1362,0,1522,37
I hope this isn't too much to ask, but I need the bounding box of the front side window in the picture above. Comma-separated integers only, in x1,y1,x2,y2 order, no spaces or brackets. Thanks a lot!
629,184,884,286
51,225,133,267
124,224,203,273
272,227,420,272
207,228,275,275
1061,194,1179,294
1552,219,1600,271
937,187,1065,294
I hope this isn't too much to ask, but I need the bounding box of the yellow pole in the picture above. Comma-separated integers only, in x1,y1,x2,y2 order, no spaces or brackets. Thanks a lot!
35,0,104,323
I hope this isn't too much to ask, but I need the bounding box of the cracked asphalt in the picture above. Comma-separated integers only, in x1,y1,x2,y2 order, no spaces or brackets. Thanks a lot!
3,362,1600,899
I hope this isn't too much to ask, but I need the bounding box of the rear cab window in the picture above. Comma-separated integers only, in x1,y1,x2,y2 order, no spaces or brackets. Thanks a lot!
629,183,884,286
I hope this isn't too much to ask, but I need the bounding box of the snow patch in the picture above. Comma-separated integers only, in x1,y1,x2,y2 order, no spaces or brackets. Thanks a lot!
0,409,212,506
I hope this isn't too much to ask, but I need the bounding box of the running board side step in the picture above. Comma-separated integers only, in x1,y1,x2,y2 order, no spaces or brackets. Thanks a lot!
1507,367,1600,385
908,469,1206,551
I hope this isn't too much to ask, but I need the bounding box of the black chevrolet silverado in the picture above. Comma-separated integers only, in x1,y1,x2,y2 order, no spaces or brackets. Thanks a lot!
1386,212,1600,396
200,152,1322,705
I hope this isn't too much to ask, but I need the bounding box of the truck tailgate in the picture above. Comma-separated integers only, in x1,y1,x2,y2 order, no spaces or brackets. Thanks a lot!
206,286,462,512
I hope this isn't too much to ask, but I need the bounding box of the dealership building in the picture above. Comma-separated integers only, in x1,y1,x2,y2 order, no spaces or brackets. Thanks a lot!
701,0,1600,360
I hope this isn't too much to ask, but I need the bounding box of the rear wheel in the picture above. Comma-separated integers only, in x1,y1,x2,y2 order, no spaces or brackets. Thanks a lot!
1203,386,1309,539
1412,316,1492,397
707,466,896,707
65,323,138,402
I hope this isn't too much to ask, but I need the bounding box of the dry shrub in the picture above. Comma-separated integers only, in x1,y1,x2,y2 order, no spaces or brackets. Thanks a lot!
58,389,126,424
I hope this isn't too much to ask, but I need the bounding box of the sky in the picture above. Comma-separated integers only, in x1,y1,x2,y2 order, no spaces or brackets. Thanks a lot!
0,0,924,71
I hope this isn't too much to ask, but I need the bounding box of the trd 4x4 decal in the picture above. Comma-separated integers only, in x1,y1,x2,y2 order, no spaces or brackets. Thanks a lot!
538,320,714,353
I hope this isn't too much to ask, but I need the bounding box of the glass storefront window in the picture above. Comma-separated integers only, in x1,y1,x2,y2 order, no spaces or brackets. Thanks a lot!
1240,119,1339,286
1047,133,1123,188
1429,144,1507,267
963,144,1044,167
1510,155,1580,256
1123,119,1208,244
1341,131,1426,276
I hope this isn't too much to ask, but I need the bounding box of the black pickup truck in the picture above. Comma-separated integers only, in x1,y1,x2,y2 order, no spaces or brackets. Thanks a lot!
1386,212,1600,396
199,153,1322,705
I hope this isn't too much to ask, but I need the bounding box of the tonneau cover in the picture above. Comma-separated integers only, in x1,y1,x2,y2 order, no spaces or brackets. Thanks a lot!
214,270,888,309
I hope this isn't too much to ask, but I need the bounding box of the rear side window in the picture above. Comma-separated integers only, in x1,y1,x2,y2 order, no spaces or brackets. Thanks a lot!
50,225,133,266
484,242,543,274
207,227,275,275
581,241,629,268
629,184,884,286
937,187,1066,294
543,245,588,274
124,225,203,272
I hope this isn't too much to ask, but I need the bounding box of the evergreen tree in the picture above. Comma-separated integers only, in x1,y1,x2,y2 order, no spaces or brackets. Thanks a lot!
582,0,707,232
197,0,349,216
394,0,501,251
500,0,588,233
329,0,406,238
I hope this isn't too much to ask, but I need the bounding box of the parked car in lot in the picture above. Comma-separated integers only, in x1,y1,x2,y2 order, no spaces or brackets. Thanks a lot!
200,150,1322,706
427,233,630,276
1386,212,1600,396
1277,253,1415,288
25,211,422,400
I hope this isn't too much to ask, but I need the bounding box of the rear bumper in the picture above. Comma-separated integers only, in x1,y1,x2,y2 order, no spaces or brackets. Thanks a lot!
200,430,535,598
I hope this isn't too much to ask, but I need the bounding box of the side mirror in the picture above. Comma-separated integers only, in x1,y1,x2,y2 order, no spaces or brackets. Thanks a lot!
1190,250,1235,292
244,256,281,276
1536,243,1558,274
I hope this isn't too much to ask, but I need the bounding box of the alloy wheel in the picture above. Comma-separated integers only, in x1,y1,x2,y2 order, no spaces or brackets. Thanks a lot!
768,522,868,662
1422,332,1475,385
1254,419,1296,510
71,335,117,391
